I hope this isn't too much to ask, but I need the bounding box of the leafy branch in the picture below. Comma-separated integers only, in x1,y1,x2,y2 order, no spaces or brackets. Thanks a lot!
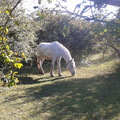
56,0,119,24
4,0,22,27
0,0,26,87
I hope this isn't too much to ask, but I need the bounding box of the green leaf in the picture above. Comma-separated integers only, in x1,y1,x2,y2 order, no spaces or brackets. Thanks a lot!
0,26,4,30
6,45,10,50
14,21,19,26
15,57,22,62
14,63,23,69
8,50,13,56
100,32,104,35
104,28,107,33
4,57,11,63
15,78,19,83
37,12,45,19
5,10,11,15
3,37,8,41
4,28,9,34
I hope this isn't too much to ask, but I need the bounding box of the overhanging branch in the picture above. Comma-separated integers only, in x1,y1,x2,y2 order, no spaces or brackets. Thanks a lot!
89,0,120,7
56,0,118,23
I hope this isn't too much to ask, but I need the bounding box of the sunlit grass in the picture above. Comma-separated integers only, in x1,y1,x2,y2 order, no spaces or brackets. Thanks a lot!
0,59,120,120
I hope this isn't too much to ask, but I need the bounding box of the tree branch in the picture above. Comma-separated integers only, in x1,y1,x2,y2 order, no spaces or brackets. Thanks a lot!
56,0,107,23
4,0,22,27
89,0,120,7
55,0,119,24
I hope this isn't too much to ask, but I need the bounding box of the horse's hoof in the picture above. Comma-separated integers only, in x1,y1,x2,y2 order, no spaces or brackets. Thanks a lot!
51,74,55,77
39,71,44,75
58,74,63,76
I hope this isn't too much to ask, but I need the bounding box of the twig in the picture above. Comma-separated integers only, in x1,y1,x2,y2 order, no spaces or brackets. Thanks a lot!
4,0,22,27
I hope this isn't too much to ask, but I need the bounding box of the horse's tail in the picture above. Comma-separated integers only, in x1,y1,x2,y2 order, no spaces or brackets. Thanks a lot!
34,44,43,57
34,45,39,57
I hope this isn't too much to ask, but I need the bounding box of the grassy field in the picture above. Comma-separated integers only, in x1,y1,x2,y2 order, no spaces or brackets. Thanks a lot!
0,59,120,120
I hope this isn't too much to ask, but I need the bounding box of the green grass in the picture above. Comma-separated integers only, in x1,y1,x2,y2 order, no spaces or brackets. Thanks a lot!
0,59,120,120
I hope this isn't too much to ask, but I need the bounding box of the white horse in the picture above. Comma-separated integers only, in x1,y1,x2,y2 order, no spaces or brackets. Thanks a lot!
36,41,76,77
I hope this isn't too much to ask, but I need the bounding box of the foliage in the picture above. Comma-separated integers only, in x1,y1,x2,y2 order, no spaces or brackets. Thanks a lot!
91,9,120,58
36,11,95,61
35,1,120,62
0,0,33,86
0,0,22,86
8,14,37,62
59,0,120,59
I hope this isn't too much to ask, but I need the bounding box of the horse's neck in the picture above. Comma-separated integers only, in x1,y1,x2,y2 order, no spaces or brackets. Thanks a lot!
62,49,72,63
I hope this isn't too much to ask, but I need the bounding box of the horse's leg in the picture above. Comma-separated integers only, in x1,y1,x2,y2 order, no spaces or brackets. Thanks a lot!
37,56,40,73
40,58,45,74
57,58,62,76
37,56,44,74
50,58,56,77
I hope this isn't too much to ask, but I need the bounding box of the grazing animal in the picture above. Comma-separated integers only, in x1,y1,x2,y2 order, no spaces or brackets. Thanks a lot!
36,41,76,77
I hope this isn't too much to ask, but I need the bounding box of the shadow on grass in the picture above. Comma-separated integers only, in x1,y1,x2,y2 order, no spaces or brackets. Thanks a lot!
17,76,38,84
18,76,73,85
17,65,70,85
22,70,120,120
18,66,40,75
12,63,120,119
18,62,66,75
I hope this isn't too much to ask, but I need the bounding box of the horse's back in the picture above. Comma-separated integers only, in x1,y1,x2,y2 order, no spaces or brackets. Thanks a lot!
38,41,58,48
37,41,62,52
36,41,68,59
51,41,66,51
36,41,59,59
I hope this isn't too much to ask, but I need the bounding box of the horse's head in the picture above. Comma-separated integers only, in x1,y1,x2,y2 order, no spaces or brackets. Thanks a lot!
66,58,76,76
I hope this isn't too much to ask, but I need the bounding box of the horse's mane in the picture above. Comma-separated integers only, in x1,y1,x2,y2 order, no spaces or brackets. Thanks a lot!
53,41,71,56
